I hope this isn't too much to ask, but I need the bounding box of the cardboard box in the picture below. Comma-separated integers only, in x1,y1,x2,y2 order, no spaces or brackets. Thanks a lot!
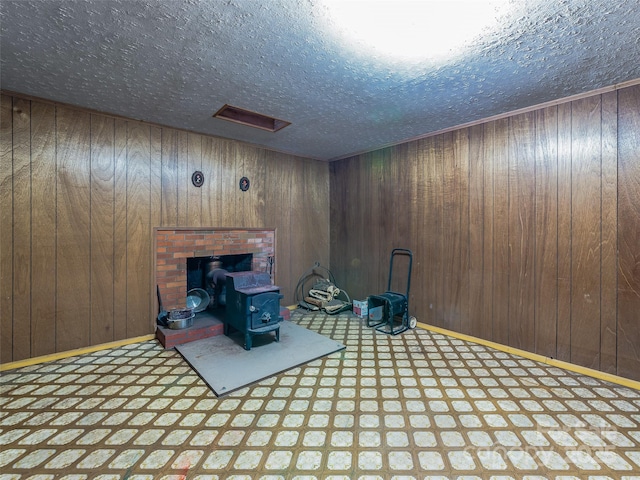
353,299,368,318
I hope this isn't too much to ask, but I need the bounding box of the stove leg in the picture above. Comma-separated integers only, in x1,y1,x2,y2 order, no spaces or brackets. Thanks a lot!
275,328,280,342
244,333,252,351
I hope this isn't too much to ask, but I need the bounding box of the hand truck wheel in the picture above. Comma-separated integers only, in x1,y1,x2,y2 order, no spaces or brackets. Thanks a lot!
409,316,417,329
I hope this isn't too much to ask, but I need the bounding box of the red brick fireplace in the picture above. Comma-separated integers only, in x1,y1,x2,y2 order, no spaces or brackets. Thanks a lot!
154,227,276,311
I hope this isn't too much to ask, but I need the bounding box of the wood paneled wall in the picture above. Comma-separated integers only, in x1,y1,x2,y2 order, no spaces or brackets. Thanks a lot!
330,84,640,382
0,94,329,362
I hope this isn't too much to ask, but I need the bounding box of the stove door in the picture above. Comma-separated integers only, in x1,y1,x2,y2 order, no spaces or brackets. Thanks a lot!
250,292,283,329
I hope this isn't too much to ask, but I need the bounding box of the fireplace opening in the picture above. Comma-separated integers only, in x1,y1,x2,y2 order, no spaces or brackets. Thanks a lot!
187,254,253,308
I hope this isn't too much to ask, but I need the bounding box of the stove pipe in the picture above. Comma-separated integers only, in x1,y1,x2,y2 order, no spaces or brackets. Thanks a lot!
206,260,228,306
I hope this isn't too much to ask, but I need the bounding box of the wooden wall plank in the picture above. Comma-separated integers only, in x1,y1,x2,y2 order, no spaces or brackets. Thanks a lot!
433,135,445,326
29,101,57,356
346,155,366,300
211,139,226,228
407,141,420,313
56,106,91,352
243,145,266,228
113,119,128,340
300,162,318,267
482,122,495,340
599,91,617,374
90,114,115,345
372,150,391,295
442,132,460,332
265,151,292,301
414,139,429,321
534,106,558,358
360,153,373,298
468,124,484,338
200,135,218,226
177,131,189,226
126,123,151,337
11,98,31,360
187,133,202,227
289,157,310,295
360,152,371,296
369,151,385,294
508,112,536,352
0,95,13,362
509,112,536,351
413,140,426,320
161,129,178,226
457,129,470,335
390,143,412,298
492,118,510,345
305,159,324,274
358,155,372,300
149,127,162,320
394,142,412,240
220,140,238,228
329,158,350,301
304,159,330,267
556,102,572,362
383,146,399,250
617,84,640,380
570,96,603,369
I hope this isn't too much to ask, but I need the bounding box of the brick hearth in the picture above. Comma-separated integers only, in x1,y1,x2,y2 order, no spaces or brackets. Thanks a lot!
155,307,291,349
155,312,225,349
154,227,276,311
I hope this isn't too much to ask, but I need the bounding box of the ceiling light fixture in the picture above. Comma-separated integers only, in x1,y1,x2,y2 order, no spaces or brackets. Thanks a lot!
319,0,514,63
213,104,291,132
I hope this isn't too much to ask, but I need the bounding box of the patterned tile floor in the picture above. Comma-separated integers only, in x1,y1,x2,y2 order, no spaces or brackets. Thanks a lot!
1,310,640,479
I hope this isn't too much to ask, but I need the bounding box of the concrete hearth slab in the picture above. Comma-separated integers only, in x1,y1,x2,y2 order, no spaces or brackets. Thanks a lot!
175,320,345,396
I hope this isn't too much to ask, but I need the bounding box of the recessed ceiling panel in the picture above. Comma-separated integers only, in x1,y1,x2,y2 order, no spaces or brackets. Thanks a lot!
213,104,291,132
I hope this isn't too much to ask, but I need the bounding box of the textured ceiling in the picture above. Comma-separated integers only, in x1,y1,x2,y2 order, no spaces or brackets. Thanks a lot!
1,0,639,161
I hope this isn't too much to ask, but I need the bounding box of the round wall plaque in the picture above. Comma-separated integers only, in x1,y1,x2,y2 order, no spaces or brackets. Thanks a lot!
239,176,250,192
192,171,204,187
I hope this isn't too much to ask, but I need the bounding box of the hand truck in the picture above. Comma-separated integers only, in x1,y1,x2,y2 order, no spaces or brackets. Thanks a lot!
367,248,417,335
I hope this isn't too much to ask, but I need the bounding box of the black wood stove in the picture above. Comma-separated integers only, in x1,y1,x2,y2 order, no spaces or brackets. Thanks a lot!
224,271,283,350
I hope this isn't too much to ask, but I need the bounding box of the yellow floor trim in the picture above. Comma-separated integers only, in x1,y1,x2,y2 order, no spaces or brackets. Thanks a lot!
0,334,157,372
417,322,640,391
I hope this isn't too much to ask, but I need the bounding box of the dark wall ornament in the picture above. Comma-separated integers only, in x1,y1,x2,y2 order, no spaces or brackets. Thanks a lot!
239,176,250,192
192,170,204,187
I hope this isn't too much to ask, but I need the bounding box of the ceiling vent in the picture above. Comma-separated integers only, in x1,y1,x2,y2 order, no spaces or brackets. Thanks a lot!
213,104,291,132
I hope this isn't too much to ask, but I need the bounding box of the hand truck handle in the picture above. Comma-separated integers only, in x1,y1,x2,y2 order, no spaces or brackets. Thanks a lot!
387,249,413,298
